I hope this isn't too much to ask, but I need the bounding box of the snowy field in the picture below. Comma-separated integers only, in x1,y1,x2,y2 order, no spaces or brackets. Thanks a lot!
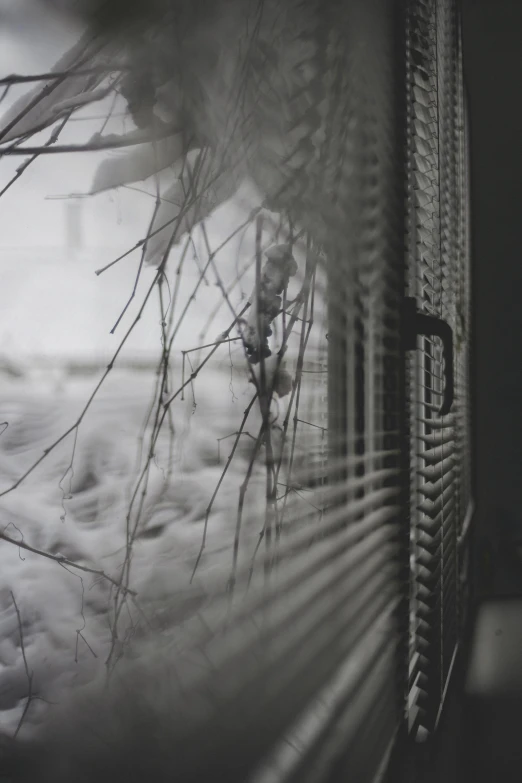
0,230,327,739
0,234,328,731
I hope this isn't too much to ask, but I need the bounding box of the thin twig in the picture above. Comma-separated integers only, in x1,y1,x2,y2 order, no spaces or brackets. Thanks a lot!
276,266,317,529
109,186,163,333
0,66,130,86
0,84,11,105
231,426,265,594
253,215,277,569
1,532,136,595
217,430,256,462
0,110,74,200
190,393,258,582
183,337,241,356
57,563,97,663
0,34,104,143
58,427,79,523
94,160,235,277
10,591,33,738
0,128,178,155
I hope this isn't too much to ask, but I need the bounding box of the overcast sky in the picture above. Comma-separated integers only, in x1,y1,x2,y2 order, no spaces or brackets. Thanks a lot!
0,1,151,251
0,4,260,366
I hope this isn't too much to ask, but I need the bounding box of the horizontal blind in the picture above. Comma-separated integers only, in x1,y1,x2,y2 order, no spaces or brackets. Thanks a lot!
437,0,460,700
407,0,471,741
406,0,442,738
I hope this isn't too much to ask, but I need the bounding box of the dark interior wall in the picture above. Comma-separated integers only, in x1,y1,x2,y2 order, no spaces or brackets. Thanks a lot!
462,0,522,592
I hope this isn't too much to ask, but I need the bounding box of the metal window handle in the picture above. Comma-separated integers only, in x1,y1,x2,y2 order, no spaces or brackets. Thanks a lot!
402,297,454,417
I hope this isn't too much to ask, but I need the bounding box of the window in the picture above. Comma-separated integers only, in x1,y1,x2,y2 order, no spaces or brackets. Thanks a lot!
0,0,472,779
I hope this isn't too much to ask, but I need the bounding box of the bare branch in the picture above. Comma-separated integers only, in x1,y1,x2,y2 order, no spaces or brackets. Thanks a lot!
0,110,73,200
1,532,136,596
109,187,163,334
0,66,129,86
10,592,34,738
191,393,258,582
0,126,178,155
0,33,104,143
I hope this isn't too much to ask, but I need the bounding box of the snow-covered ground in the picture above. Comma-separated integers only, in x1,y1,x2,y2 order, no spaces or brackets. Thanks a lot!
0,236,328,740
0,225,328,734
0,367,260,730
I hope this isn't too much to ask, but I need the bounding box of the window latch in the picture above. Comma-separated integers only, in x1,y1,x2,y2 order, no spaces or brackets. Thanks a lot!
402,297,454,417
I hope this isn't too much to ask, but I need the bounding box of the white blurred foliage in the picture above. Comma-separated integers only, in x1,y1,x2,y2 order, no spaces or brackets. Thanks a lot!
89,134,186,194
